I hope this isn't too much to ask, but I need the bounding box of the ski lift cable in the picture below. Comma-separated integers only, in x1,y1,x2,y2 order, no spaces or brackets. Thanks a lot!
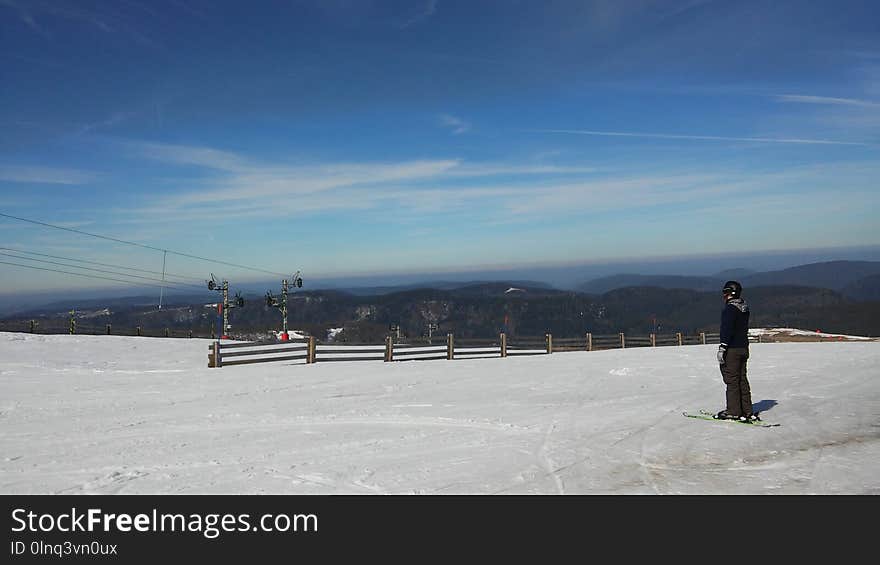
0,251,207,291
0,212,289,278
0,259,205,291
0,246,205,284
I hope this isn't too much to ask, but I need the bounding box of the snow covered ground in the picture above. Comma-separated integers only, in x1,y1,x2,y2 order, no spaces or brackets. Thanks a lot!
1,331,878,494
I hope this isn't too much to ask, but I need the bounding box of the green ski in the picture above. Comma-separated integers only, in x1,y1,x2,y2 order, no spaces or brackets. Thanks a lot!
683,411,779,427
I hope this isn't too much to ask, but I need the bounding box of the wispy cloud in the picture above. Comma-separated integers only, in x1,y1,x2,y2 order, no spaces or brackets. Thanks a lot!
772,90,880,131
374,161,880,226
499,173,728,218
776,94,880,109
129,140,461,204
399,0,438,29
185,159,462,205
133,142,249,172
0,166,95,185
0,0,47,36
446,164,597,177
1,0,112,33
504,161,880,221
111,139,880,237
1,0,166,48
76,111,135,136
131,141,600,207
439,114,470,135
109,141,605,223
167,0,209,21
526,128,873,146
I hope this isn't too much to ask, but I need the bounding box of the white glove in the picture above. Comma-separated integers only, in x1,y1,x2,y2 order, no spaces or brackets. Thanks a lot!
717,345,727,365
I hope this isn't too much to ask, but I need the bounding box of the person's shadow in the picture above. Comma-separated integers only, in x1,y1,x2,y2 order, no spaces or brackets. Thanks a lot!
753,399,778,414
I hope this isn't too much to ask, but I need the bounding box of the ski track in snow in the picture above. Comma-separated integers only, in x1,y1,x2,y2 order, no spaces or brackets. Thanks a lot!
1,332,878,494
537,421,565,494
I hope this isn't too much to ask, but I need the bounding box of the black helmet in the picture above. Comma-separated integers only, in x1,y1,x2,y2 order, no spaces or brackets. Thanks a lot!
722,280,742,298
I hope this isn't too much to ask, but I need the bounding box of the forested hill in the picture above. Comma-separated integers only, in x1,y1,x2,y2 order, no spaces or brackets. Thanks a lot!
3,282,878,341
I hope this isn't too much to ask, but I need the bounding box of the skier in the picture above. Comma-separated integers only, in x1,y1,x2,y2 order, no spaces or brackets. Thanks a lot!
714,281,758,422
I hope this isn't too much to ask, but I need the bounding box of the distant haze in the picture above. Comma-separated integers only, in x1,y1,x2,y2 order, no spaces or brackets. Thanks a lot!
286,245,880,291
2,245,879,316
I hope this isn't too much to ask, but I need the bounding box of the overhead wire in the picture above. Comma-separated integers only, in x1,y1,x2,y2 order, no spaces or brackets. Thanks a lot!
0,247,206,284
0,251,207,292
0,259,210,292
0,212,290,278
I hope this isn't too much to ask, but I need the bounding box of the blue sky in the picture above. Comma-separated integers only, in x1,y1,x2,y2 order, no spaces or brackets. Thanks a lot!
1,0,879,294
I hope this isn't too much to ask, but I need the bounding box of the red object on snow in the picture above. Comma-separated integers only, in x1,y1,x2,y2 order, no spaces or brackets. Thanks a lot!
281,332,289,341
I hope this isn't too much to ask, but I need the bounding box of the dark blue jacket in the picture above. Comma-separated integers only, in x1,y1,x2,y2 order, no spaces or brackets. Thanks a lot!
720,298,750,348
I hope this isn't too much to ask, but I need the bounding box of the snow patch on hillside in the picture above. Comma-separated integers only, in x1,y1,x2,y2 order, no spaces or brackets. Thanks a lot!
750,327,874,341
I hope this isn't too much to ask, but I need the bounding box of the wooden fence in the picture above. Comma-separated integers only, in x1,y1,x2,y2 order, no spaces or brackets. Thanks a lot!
208,331,722,368
2,319,213,339
209,339,312,367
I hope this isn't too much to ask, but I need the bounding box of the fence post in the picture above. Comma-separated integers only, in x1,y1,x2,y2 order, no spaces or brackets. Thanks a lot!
384,336,393,362
447,333,454,360
676,332,682,346
307,336,317,364
209,341,221,368
700,332,706,345
586,332,592,352
500,333,507,358
619,333,626,349
546,333,552,354
650,333,656,347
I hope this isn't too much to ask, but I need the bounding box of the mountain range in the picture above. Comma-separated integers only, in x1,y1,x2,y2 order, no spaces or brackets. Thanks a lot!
2,260,879,340
576,260,880,301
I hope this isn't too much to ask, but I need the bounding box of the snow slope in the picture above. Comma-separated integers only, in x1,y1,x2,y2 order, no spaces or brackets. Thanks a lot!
1,331,878,494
